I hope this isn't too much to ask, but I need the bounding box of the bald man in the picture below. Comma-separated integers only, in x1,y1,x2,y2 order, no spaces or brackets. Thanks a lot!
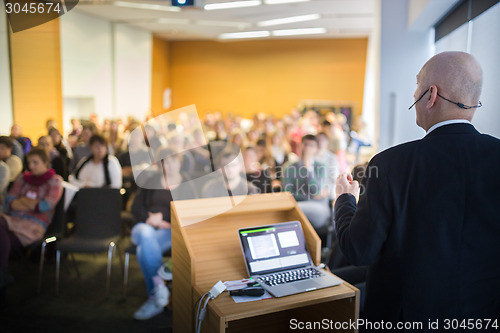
334,52,500,330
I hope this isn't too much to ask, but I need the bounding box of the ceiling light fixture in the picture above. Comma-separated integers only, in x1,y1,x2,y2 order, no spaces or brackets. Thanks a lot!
271,27,326,36
157,18,190,25
219,30,270,39
197,20,251,28
257,14,320,27
204,0,261,10
264,0,309,4
113,1,181,12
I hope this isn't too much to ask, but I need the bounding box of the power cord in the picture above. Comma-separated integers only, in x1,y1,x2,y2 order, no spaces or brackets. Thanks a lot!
195,281,226,333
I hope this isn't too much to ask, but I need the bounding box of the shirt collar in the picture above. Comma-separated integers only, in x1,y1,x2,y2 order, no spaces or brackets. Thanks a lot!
426,119,471,135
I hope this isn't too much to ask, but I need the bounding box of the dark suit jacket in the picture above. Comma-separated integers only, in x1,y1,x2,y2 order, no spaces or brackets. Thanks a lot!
335,123,500,329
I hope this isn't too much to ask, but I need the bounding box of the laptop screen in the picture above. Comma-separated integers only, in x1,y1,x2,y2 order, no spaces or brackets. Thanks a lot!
238,221,312,276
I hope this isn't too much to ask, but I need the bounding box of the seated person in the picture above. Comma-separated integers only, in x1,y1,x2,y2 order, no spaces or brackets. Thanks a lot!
189,128,212,180
0,148,63,301
48,128,72,165
69,123,96,172
0,136,23,184
168,132,195,176
0,161,9,211
38,136,68,181
315,132,340,202
243,146,274,194
10,124,32,156
283,134,330,231
201,148,258,198
118,126,150,205
69,134,122,189
131,148,197,320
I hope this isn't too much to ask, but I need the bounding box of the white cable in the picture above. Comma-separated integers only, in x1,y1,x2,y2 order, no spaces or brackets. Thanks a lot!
197,296,211,333
195,292,209,333
195,281,227,333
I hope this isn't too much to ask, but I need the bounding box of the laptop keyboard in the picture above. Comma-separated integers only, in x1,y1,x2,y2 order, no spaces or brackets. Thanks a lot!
260,267,323,287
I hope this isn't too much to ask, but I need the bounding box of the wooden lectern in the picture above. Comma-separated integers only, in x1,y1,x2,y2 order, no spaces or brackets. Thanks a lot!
171,192,359,333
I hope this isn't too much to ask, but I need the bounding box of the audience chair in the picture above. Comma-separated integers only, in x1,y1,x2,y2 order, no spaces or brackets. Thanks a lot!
35,189,66,294
55,188,122,296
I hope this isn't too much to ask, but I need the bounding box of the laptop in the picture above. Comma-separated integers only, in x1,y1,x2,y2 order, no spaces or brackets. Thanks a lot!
238,221,342,298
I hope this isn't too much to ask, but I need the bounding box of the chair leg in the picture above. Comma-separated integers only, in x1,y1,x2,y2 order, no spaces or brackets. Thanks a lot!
106,242,115,297
70,253,81,278
37,241,47,294
123,252,129,298
56,250,61,296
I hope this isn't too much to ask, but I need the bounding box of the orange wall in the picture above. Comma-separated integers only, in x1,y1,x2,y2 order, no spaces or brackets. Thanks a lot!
167,38,367,119
151,35,171,117
9,19,63,140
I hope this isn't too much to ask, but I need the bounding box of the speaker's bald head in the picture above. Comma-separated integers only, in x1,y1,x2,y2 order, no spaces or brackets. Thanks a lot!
420,51,483,106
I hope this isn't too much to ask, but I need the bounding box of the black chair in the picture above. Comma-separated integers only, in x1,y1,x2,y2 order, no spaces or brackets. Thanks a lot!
35,189,66,294
55,188,122,296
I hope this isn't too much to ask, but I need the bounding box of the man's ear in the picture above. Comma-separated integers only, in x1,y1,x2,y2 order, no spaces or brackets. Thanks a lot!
427,84,439,109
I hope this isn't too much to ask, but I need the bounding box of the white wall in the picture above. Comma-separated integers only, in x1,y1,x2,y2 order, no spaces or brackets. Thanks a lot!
379,0,433,150
470,3,500,138
0,10,13,134
435,2,500,139
60,11,151,134
361,0,381,149
60,10,113,133
114,23,152,121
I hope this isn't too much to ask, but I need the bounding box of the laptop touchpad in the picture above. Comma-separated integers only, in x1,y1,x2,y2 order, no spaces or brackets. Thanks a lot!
292,280,321,291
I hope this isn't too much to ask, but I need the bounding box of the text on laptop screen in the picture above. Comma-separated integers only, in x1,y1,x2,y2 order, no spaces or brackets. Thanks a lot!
239,222,310,276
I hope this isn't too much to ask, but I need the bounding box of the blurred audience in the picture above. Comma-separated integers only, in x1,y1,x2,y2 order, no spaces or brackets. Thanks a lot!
243,146,273,194
316,132,340,201
202,149,258,198
283,134,330,231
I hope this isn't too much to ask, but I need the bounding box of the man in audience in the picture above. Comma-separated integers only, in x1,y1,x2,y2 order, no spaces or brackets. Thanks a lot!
283,134,330,232
335,51,500,327
243,146,273,194
0,137,23,184
69,134,122,189
70,123,97,172
10,124,31,156
201,148,258,198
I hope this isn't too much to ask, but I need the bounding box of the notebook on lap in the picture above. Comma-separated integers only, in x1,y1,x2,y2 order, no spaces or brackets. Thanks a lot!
238,221,342,298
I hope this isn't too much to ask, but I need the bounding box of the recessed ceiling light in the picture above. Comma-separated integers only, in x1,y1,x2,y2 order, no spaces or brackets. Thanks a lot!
197,20,251,28
272,27,327,36
264,0,309,4
257,14,320,27
114,1,181,12
158,18,190,25
219,30,270,39
204,0,261,10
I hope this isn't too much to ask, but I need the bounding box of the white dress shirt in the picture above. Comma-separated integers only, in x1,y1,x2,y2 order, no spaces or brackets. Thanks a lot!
426,119,471,135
